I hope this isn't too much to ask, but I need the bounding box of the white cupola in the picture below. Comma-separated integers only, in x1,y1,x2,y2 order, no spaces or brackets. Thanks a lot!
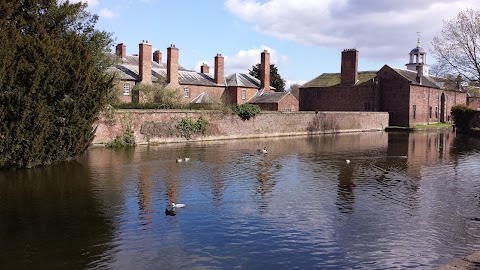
406,32,429,77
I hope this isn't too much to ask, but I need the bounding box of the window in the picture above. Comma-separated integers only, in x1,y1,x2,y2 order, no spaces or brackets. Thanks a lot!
241,89,246,100
435,107,438,119
123,83,130,96
429,106,432,119
412,105,416,120
184,87,190,98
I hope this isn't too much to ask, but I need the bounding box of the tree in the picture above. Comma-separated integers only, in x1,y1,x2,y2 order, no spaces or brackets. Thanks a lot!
0,0,114,168
249,63,286,92
431,9,480,81
288,83,301,100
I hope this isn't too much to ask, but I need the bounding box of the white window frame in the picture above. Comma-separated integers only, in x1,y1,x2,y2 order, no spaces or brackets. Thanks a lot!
184,87,190,98
241,89,246,100
123,83,130,96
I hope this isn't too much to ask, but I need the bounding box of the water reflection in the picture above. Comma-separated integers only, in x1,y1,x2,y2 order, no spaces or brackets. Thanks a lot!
1,130,480,269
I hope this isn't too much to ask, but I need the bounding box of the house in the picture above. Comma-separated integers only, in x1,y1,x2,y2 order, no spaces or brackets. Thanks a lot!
110,41,299,111
299,38,468,126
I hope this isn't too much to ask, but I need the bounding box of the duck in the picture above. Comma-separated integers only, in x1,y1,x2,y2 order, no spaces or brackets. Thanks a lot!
176,157,183,163
256,147,267,154
346,159,351,164
165,206,176,216
172,202,186,208
183,156,190,162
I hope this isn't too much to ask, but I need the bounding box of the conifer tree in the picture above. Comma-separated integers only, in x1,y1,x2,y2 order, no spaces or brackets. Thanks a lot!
0,0,114,168
249,63,286,92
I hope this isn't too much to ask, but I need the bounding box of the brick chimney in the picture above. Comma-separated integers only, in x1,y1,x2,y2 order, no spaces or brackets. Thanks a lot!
139,40,152,84
200,63,209,74
167,44,179,86
116,43,126,58
341,49,358,85
153,50,162,64
214,54,224,84
261,50,270,92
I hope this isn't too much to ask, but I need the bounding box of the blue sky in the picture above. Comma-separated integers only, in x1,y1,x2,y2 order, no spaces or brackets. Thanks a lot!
77,0,480,88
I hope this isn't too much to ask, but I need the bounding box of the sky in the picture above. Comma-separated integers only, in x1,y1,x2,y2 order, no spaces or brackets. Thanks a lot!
74,0,480,88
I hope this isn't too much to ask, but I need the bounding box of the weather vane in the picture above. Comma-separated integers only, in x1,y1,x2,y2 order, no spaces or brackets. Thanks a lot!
416,32,421,47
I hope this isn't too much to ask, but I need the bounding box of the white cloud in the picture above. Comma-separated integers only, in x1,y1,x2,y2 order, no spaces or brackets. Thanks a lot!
223,46,287,75
224,0,480,62
99,8,115,18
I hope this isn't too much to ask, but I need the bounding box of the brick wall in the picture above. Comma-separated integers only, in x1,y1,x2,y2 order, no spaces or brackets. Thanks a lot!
93,110,389,144
225,86,258,104
277,93,299,111
180,84,226,103
300,82,376,112
377,67,411,126
468,97,480,111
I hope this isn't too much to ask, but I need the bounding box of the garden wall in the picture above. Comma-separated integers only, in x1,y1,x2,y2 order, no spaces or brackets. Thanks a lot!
93,110,389,144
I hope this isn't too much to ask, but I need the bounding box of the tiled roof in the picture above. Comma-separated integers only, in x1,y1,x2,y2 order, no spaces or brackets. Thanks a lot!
249,91,289,103
391,68,440,89
302,71,377,87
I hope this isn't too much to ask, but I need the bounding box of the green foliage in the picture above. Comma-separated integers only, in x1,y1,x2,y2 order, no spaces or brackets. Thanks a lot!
176,116,209,139
113,103,174,110
0,0,114,168
451,104,476,131
249,63,286,92
231,104,261,120
105,128,136,148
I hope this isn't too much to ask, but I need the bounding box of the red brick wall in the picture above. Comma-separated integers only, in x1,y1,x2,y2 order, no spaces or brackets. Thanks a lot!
93,110,389,144
224,86,258,104
214,54,224,85
341,49,358,85
468,97,480,110
377,67,411,126
113,80,135,103
299,81,376,112
179,84,226,104
277,93,299,112
167,45,179,86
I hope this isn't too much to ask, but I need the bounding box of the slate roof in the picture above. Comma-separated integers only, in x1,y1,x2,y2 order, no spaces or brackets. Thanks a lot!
190,92,216,104
225,73,276,90
391,68,441,89
301,71,377,88
249,91,290,103
113,55,222,86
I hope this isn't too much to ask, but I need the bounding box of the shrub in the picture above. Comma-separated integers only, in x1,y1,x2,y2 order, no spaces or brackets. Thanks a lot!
106,128,136,148
451,104,475,132
176,116,209,139
231,104,261,120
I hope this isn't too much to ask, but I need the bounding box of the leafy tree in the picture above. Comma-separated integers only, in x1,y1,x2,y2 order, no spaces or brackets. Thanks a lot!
0,0,114,168
249,63,286,92
431,9,480,81
451,104,476,132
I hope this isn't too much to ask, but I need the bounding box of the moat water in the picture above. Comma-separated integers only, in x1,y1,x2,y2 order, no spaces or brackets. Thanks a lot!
1,131,480,269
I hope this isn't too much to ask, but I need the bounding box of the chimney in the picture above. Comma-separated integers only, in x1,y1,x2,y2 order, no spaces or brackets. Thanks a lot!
167,44,179,85
153,50,162,64
214,53,224,84
341,49,358,85
261,50,270,92
116,43,126,58
139,40,152,84
200,63,209,74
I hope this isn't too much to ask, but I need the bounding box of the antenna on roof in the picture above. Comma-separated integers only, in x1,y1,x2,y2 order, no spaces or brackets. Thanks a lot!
416,32,421,47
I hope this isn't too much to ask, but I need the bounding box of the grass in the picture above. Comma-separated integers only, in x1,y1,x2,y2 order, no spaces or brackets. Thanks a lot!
386,123,453,131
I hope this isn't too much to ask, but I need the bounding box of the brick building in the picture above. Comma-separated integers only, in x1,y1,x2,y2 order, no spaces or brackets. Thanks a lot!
110,42,298,111
299,39,468,126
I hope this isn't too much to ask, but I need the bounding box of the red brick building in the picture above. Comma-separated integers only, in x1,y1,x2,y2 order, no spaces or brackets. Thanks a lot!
299,40,468,126
110,42,298,111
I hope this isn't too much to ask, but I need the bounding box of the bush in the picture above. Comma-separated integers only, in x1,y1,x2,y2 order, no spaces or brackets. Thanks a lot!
106,128,136,148
231,104,261,120
176,116,209,139
451,104,475,132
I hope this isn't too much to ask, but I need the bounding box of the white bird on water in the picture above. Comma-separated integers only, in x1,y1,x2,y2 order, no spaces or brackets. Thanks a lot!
176,157,183,163
172,202,186,208
346,159,351,164
184,156,190,162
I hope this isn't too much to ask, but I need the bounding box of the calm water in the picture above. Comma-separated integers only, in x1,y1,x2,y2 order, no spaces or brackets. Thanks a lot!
1,131,480,269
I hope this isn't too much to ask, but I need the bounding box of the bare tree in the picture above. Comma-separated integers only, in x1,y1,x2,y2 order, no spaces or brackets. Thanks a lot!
431,9,480,81
288,83,300,100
